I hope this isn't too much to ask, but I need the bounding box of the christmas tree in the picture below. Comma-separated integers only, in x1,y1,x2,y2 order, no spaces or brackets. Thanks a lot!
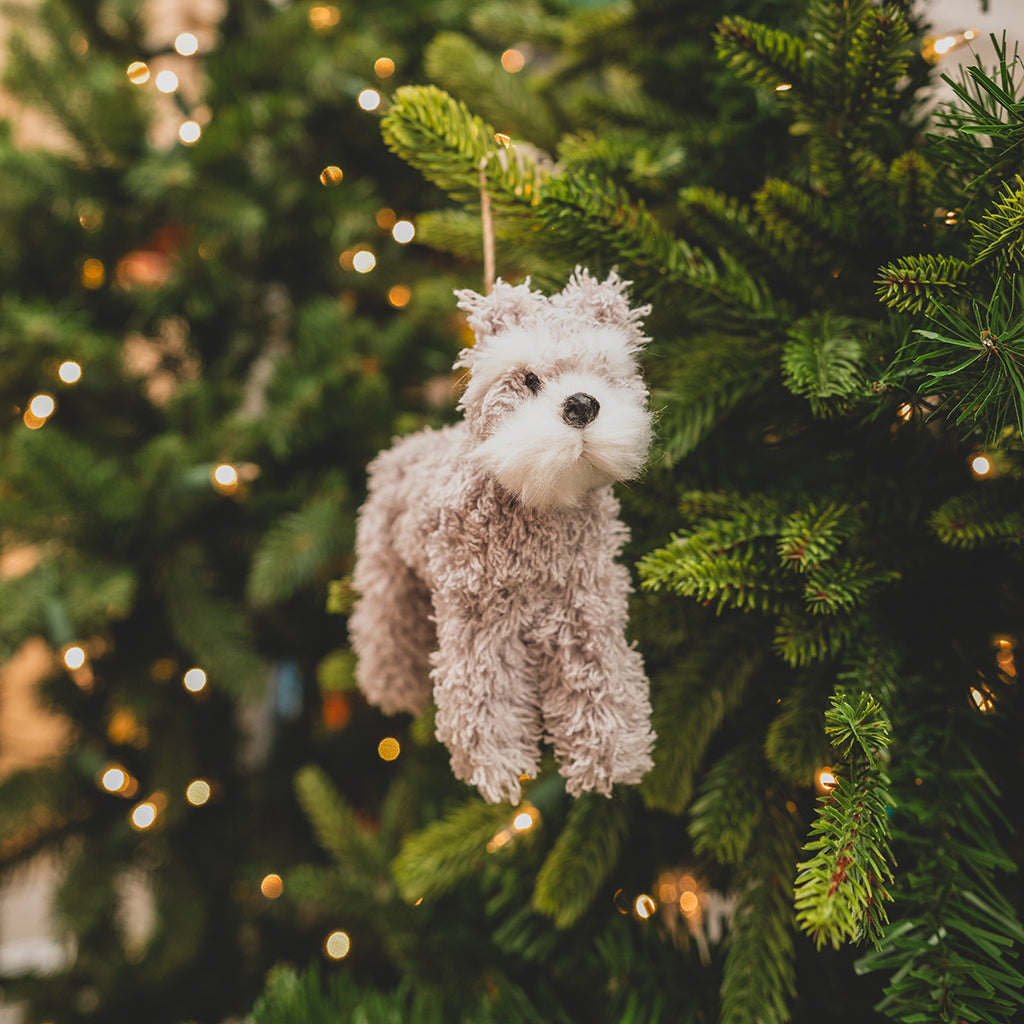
1,0,1022,1023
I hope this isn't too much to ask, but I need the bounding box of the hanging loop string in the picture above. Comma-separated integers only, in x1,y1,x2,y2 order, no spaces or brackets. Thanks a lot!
479,156,495,295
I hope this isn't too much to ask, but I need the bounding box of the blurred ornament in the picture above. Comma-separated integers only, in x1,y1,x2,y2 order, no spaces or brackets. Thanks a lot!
122,317,200,406
107,708,149,747
321,691,350,730
81,259,105,289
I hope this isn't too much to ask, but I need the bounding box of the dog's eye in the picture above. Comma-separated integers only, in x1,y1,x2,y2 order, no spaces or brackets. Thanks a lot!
523,372,542,394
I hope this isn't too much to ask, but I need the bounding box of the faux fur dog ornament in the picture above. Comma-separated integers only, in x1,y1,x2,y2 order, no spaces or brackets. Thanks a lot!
349,268,656,804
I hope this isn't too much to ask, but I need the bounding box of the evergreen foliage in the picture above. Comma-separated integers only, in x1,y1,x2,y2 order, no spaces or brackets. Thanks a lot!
1,0,1023,1023
793,694,895,950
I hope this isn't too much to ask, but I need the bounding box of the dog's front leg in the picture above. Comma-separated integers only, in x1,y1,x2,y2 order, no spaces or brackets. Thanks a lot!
538,559,655,798
429,584,542,805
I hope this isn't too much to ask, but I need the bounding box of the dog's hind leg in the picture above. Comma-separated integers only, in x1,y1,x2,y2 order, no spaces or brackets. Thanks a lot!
350,511,435,717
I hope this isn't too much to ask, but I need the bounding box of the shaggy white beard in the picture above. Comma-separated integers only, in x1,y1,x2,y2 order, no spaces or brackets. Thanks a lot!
473,381,651,509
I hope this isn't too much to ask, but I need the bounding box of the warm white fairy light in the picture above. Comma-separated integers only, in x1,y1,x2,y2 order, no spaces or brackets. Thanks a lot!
58,360,82,384
501,48,525,73
62,645,86,670
387,284,411,308
29,393,56,420
971,454,991,477
391,220,415,244
178,121,201,144
186,779,211,806
261,874,284,898
101,767,127,793
377,737,400,761
309,5,340,30
352,249,376,273
183,667,207,692
324,930,351,959
131,801,158,830
357,89,381,111
212,463,239,493
174,32,199,56
155,70,179,94
970,685,995,713
816,767,838,792
127,61,150,85
634,894,656,919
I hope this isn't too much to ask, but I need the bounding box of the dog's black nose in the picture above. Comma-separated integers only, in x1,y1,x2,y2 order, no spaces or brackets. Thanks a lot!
561,392,600,428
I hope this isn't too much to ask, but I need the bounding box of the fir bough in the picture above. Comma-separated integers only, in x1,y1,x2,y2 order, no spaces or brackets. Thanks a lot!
793,693,895,950
856,741,1024,1024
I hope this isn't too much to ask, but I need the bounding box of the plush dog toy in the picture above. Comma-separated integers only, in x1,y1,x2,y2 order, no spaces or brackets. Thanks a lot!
349,268,656,804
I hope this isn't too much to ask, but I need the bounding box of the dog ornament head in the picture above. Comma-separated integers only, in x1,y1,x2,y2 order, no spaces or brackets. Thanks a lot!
453,267,652,510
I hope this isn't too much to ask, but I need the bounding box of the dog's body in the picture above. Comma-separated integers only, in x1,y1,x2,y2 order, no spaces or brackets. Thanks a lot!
349,270,656,804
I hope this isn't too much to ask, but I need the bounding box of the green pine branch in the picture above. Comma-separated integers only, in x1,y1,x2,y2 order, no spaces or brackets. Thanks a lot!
423,33,561,154
780,313,870,416
793,693,894,950
772,609,856,667
777,502,862,572
247,495,351,607
538,171,783,318
391,797,521,903
801,560,900,616
532,792,630,929
293,764,386,879
969,174,1024,269
714,15,807,94
888,283,1024,440
842,5,913,124
754,179,844,267
677,186,791,285
764,685,830,786
875,253,971,314
637,495,788,614
640,626,764,815
654,331,780,463
688,745,764,863
928,491,1024,549
720,799,800,1024
856,741,1024,1024
380,84,543,212
162,543,264,695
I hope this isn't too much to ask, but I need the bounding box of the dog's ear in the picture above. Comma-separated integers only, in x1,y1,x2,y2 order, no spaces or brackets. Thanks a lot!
550,267,651,354
454,279,549,370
